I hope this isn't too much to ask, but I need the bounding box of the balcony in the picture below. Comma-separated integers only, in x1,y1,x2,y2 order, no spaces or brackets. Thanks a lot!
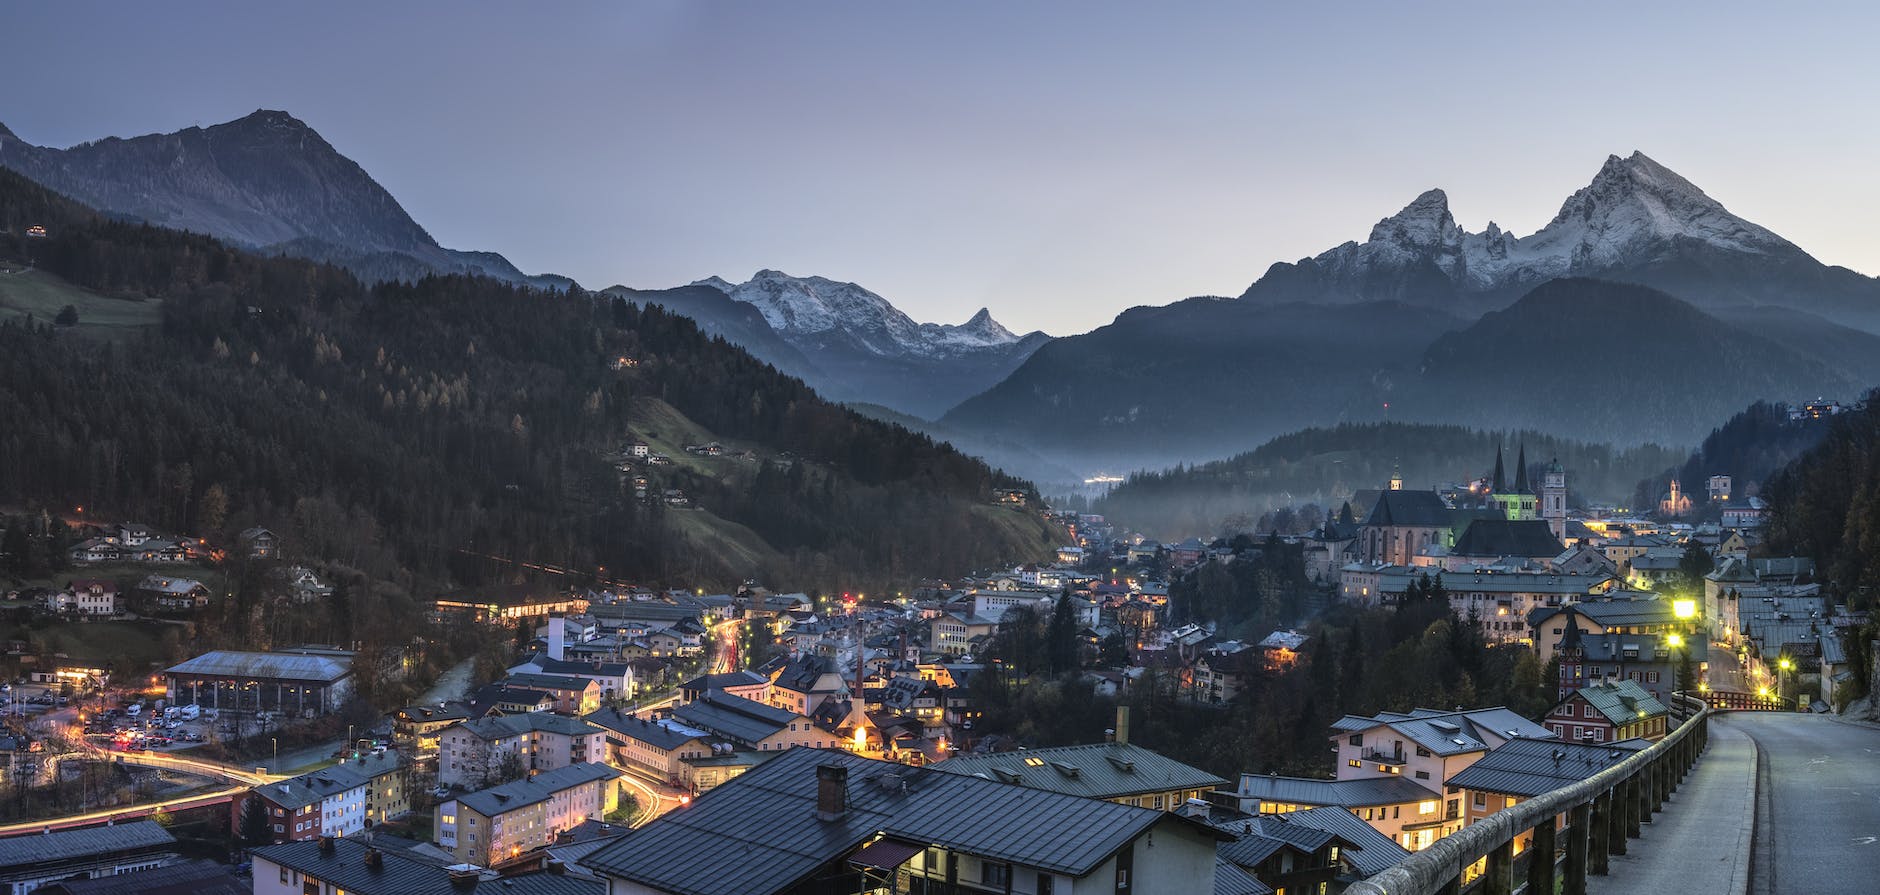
1362,748,1407,767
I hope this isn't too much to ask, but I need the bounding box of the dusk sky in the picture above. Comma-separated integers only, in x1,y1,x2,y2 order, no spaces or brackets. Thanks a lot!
6,1,1876,335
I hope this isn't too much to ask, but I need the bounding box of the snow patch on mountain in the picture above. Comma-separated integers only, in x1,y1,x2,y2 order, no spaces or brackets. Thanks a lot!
696,270,1028,358
1285,152,1806,295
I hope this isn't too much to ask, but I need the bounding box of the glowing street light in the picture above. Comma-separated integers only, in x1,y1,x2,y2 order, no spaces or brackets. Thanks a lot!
1672,599,1697,620
1777,657,1794,672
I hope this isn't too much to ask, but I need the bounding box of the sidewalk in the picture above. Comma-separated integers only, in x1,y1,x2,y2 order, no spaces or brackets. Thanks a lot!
1587,717,1757,895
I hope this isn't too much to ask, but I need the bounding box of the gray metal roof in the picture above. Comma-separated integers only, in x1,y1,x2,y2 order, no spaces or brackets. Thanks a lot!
1269,806,1412,877
1333,707,1554,756
932,742,1226,800
165,649,353,682
1237,774,1438,808
671,692,802,746
255,753,405,810
1444,738,1648,798
35,858,247,895
1213,857,1275,895
581,747,1219,894
0,820,174,869
255,838,602,895
584,708,710,751
452,712,602,741
506,672,598,691
1567,679,1667,725
455,762,621,817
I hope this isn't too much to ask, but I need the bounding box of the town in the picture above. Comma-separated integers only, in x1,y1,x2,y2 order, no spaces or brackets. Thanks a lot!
0,429,1869,895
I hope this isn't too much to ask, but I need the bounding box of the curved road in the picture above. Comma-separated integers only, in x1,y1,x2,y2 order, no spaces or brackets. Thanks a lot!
1737,713,1880,895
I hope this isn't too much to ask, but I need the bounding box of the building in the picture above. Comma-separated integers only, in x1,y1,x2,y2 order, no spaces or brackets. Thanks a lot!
767,653,854,715
1444,737,1647,850
932,741,1225,812
930,610,1000,656
580,747,1225,895
34,858,248,895
500,672,602,715
0,821,177,895
678,670,770,705
134,574,210,611
1543,679,1669,743
1445,519,1565,570
239,527,278,558
163,648,354,716
584,707,714,784
436,762,622,868
1528,600,1688,664
252,837,600,895
434,584,590,625
1353,491,1462,566
241,752,409,843
1443,570,1613,644
670,691,831,752
437,714,609,789
1549,618,1705,704
392,704,472,758
58,579,118,615
1233,774,1455,853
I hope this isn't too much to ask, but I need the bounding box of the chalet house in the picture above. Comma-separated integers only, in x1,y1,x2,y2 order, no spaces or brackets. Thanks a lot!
585,707,714,784
1235,774,1453,854
1257,630,1308,671
1192,642,1257,705
239,527,278,559
1528,600,1687,664
679,670,770,705
135,574,210,611
67,538,122,564
1721,497,1769,529
670,691,833,753
1542,679,1668,743
118,523,154,547
501,672,602,715
1549,619,1705,704
491,688,557,714
58,580,118,615
579,748,1226,895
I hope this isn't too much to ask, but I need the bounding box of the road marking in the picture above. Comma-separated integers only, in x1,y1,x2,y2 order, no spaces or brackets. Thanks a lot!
1854,837,1877,845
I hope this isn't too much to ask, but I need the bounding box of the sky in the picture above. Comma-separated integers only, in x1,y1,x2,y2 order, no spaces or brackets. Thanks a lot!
4,1,1878,335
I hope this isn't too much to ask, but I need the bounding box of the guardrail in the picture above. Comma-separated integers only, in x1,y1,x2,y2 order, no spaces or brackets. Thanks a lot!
1347,699,1711,895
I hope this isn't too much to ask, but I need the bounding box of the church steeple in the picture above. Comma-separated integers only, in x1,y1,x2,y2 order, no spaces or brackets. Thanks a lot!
1491,446,1507,493
1513,444,1530,494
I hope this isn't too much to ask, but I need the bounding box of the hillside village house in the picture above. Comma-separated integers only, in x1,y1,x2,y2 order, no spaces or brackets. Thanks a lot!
1542,679,1669,743
435,762,621,868
498,672,601,715
240,753,408,843
578,748,1226,895
238,526,278,558
670,691,832,752
54,580,118,615
134,574,211,611
929,610,999,656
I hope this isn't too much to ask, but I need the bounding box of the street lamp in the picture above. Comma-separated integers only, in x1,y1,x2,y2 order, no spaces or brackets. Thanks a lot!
271,737,277,770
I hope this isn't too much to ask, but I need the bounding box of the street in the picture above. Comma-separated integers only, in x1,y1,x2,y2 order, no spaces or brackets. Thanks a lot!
1736,713,1880,895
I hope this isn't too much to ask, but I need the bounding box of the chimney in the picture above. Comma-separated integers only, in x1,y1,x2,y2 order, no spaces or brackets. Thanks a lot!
1182,797,1211,819
364,847,383,870
548,613,566,662
317,834,336,855
1114,705,1130,745
815,763,849,821
447,865,481,891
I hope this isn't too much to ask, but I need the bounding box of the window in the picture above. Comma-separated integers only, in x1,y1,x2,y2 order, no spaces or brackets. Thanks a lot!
1393,806,1400,819
1473,792,1486,808
1038,873,1054,895
1504,797,1516,809
1347,759,1361,768
1348,734,1362,746
280,866,290,884
982,862,1010,887
1414,770,1429,780
1418,800,1437,816
1415,746,1431,757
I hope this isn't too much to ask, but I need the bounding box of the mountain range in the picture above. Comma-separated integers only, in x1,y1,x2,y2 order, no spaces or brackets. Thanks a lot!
0,110,572,290
944,152,1880,485
608,271,1048,417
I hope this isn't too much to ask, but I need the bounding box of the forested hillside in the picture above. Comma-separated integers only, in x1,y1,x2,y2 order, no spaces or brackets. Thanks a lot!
1094,422,1681,539
0,168,1056,593
1633,400,1836,510
1761,391,1880,598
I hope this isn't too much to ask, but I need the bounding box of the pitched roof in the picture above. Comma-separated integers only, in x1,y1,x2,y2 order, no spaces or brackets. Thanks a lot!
255,838,601,895
671,691,803,745
680,670,768,692
253,754,404,810
0,820,174,869
1451,519,1565,558
1445,737,1649,798
452,712,602,741
165,649,352,682
1331,706,1555,756
584,707,711,751
506,671,599,692
1213,858,1275,895
1265,805,1411,877
1237,774,1437,808
1566,679,1667,725
932,742,1227,800
456,762,622,817
1362,490,1454,528
580,747,1220,894
35,858,245,895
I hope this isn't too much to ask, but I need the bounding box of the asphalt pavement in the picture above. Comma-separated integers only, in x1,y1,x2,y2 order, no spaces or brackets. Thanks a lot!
1586,714,1758,895
1734,713,1880,895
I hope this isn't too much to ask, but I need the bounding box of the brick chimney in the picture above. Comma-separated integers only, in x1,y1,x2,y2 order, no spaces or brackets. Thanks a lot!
815,763,849,821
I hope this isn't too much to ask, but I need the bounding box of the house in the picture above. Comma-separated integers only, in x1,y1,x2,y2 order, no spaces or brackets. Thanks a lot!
241,753,409,843
1442,570,1614,644
1234,773,1456,854
511,654,635,701
1543,679,1669,743
277,566,335,603
678,670,770,705
165,648,355,716
34,858,248,895
252,837,601,895
67,538,123,564
134,574,210,611
1257,630,1309,671
437,714,609,789
579,747,1226,895
1445,518,1565,570
436,762,622,868
1445,737,1647,852
932,739,1225,812
239,526,278,558
930,611,1000,656
768,653,854,715
118,523,154,547
1193,643,1258,705
628,442,650,458
59,579,119,615
670,691,833,752
500,672,602,715
584,707,715,784
1549,618,1705,704
1528,600,1688,664
392,704,472,758
0,821,178,894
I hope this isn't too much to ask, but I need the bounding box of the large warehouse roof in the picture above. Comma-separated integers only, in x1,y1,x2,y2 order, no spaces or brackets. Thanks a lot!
166,650,353,682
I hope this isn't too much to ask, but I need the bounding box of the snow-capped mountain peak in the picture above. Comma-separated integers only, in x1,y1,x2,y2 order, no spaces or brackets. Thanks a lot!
1253,150,1809,301
701,270,1028,358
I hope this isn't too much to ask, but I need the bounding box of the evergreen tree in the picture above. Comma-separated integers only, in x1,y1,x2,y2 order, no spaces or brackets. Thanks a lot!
238,795,272,845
